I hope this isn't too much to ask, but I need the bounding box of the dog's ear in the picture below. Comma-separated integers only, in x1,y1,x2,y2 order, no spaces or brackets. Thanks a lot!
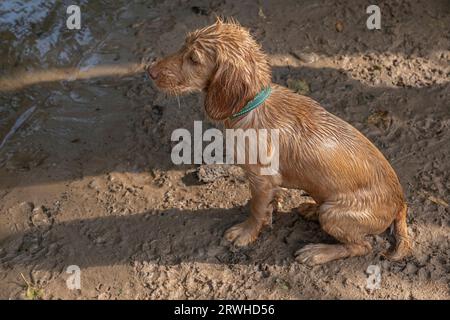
205,60,250,121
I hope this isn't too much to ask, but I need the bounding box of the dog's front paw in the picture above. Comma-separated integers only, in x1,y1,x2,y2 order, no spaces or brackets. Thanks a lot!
224,219,261,247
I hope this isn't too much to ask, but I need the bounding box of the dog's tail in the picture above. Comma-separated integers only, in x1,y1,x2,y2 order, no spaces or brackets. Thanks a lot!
386,203,412,261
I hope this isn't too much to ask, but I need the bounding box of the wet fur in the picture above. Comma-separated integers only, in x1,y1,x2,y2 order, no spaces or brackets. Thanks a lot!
148,19,411,265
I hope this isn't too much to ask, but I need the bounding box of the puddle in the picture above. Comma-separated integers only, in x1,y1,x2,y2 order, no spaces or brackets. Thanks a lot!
0,0,155,150
0,106,36,149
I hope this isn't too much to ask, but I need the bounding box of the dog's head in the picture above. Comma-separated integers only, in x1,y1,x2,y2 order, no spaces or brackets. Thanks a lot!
148,19,271,120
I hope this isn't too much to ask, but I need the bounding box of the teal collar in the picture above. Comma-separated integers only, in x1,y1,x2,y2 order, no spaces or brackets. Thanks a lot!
229,86,272,120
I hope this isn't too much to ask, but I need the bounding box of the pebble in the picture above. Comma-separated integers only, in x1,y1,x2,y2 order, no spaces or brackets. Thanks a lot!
291,51,318,64
31,206,52,228
405,262,418,275
197,164,229,183
417,267,430,281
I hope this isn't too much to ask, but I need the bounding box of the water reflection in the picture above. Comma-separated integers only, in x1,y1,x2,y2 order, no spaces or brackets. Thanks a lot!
0,63,145,92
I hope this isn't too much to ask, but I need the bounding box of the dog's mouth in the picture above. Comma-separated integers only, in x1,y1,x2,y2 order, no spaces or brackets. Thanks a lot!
146,64,200,97
153,82,189,96
149,78,193,96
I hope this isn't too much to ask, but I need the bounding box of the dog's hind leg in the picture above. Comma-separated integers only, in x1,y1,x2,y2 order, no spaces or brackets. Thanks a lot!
296,201,320,221
295,205,376,265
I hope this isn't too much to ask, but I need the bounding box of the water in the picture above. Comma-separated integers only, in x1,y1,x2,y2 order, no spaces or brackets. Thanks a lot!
0,0,159,149
0,105,35,149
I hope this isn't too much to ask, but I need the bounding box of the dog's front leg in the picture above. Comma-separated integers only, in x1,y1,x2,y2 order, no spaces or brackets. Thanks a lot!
225,175,275,246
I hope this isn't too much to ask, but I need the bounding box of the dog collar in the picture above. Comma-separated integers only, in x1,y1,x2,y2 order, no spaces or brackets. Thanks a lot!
229,86,272,120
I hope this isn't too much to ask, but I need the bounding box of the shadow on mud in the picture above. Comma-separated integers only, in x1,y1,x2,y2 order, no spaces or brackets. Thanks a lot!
0,205,336,269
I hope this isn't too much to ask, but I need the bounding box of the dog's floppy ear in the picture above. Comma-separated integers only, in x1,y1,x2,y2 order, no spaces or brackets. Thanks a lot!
205,59,250,121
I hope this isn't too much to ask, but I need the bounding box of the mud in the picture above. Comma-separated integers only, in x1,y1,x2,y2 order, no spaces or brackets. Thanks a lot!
0,0,449,299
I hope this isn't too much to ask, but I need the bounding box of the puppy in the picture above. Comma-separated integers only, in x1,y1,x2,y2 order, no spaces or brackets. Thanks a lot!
148,20,411,265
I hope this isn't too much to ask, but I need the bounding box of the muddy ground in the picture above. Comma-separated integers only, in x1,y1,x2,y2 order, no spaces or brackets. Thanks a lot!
0,0,449,299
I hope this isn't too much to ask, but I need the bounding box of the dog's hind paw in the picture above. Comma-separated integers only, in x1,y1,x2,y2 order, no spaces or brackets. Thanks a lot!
295,244,337,265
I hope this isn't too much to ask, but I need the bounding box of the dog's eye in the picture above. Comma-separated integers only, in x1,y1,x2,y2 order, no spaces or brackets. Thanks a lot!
189,54,200,65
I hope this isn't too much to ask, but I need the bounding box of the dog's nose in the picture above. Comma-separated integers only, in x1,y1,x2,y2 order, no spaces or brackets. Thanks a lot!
148,65,159,80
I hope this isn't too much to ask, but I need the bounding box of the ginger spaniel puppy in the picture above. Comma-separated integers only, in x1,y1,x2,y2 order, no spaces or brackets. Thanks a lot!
148,20,411,265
